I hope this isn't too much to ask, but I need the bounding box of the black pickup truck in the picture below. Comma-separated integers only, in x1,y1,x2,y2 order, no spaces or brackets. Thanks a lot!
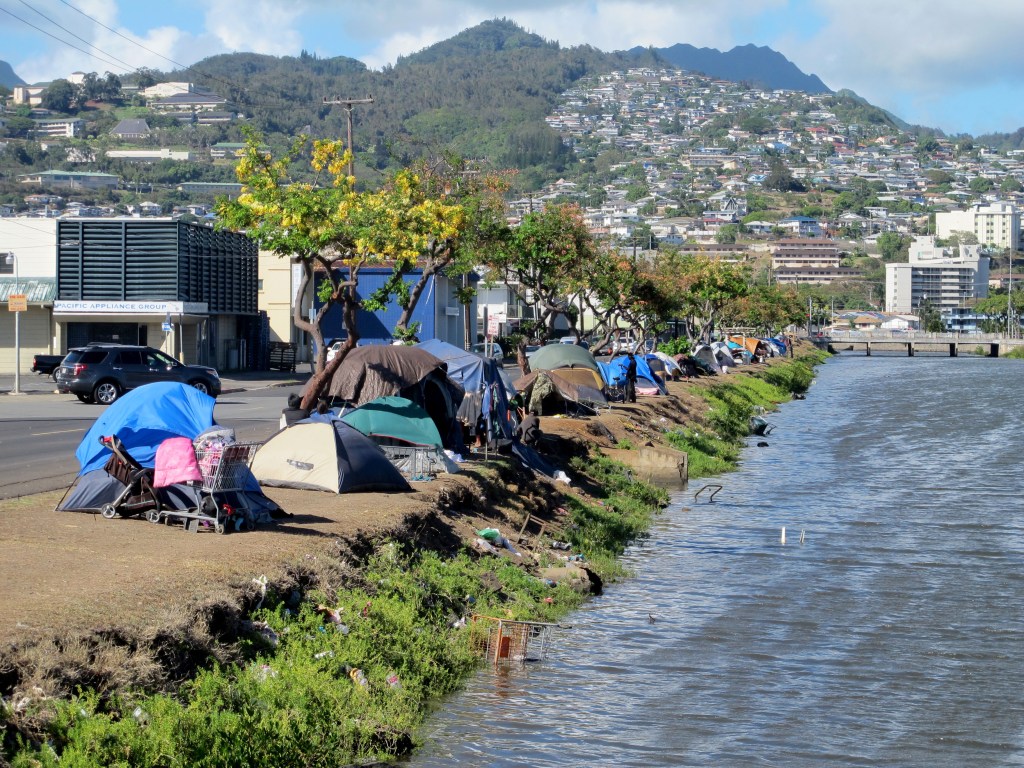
31,354,65,377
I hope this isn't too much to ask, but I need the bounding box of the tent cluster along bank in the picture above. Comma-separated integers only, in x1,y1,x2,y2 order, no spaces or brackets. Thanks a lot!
56,336,790,526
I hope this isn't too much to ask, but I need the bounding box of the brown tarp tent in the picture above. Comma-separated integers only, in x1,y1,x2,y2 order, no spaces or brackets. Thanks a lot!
305,345,464,448
513,370,607,415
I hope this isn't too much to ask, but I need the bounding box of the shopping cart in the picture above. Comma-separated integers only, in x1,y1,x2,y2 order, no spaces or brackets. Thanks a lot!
155,439,260,534
471,615,558,667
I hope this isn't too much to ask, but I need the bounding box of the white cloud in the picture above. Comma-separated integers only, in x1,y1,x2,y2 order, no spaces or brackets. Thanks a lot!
202,0,305,57
779,0,1024,129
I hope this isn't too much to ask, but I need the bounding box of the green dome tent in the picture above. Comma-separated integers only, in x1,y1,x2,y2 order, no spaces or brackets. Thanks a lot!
341,396,443,448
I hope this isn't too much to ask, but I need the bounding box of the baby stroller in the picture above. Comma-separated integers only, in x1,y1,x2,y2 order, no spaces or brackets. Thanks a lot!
97,435,161,521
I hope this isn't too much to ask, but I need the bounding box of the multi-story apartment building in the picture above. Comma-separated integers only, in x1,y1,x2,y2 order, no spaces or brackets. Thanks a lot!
884,236,990,315
935,201,1022,250
771,239,861,285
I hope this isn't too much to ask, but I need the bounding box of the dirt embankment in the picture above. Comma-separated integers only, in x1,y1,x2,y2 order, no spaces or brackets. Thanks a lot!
0,356,790,730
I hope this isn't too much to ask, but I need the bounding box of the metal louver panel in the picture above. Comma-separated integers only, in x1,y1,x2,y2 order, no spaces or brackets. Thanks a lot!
57,219,256,313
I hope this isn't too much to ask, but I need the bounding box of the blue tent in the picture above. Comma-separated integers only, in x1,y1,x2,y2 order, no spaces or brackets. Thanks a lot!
59,382,279,519
602,355,667,395
76,382,216,473
416,339,515,440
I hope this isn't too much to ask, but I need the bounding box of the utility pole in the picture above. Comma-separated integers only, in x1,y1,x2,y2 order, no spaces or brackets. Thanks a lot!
322,96,374,179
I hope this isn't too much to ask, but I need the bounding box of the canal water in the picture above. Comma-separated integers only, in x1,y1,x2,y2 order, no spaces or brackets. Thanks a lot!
409,353,1024,767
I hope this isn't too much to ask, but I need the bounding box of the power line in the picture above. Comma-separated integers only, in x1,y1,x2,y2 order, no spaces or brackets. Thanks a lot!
0,6,134,75
48,0,305,117
16,0,137,74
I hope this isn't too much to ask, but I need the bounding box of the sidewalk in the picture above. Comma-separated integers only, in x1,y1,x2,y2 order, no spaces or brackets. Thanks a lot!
0,369,308,396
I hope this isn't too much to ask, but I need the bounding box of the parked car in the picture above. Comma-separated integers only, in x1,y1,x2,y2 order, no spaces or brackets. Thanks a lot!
31,353,66,379
558,336,590,350
472,342,504,364
55,344,221,405
325,339,344,363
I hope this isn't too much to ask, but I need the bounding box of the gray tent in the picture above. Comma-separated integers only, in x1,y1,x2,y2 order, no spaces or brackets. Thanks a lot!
250,419,411,494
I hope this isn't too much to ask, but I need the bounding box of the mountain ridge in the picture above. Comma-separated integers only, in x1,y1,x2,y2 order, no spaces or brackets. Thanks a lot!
0,60,26,89
626,43,831,94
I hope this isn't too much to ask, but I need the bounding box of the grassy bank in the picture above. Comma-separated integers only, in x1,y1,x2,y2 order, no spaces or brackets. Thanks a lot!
4,454,666,767
3,353,822,766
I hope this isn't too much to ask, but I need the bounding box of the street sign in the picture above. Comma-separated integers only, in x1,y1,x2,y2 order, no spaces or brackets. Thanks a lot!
8,294,26,312
162,322,173,332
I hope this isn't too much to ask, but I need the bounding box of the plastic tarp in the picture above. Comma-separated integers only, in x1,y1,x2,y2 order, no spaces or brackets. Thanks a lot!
692,345,724,374
251,419,410,493
341,396,443,448
415,339,515,440
75,382,216,474
603,355,667,395
648,351,683,377
59,383,279,518
307,344,464,449
514,370,607,414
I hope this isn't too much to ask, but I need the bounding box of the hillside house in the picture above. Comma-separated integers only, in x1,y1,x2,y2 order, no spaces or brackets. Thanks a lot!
110,119,152,140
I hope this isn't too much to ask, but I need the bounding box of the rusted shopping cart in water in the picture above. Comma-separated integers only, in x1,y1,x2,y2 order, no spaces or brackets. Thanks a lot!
471,615,559,667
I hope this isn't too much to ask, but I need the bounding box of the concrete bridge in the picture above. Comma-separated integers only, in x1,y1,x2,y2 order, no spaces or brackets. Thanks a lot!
819,331,1024,357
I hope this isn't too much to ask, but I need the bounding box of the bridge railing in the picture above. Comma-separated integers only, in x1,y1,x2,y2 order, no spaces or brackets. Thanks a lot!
827,330,1015,342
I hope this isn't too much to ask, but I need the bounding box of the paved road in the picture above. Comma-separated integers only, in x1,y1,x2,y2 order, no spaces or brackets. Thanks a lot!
0,375,305,500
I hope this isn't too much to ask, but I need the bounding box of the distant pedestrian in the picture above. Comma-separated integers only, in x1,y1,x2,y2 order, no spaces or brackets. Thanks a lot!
280,393,310,428
515,410,542,447
625,353,638,403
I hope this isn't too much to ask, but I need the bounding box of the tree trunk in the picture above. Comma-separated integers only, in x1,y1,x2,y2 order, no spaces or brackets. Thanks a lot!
396,262,437,333
516,336,530,375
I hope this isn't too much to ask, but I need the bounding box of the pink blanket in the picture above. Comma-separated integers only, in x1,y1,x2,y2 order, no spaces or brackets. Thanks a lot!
154,437,202,488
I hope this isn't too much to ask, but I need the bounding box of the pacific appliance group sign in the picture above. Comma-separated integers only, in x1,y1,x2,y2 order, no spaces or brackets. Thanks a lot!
54,301,208,315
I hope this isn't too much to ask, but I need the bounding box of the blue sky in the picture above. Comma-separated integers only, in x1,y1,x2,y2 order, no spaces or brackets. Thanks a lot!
2,0,1023,137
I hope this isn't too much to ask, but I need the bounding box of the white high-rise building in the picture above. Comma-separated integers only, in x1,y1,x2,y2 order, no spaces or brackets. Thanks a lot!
935,201,1022,250
885,236,990,314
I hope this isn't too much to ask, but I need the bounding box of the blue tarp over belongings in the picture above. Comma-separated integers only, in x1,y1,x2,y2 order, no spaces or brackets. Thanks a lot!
604,355,667,394
76,382,216,473
60,383,280,519
416,339,515,440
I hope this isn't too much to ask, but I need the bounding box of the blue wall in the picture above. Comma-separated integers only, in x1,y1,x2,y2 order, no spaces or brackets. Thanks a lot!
315,267,439,345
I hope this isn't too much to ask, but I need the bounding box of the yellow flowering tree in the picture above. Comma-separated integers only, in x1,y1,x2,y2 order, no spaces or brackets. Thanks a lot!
364,153,511,342
217,131,465,407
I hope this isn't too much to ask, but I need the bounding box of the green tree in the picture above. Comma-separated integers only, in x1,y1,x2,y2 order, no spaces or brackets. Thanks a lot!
969,176,994,194
721,284,805,336
916,296,945,332
485,203,600,365
715,224,739,244
652,252,749,344
218,131,446,408
1000,176,1022,193
876,232,910,262
764,158,804,192
42,79,77,113
739,114,773,135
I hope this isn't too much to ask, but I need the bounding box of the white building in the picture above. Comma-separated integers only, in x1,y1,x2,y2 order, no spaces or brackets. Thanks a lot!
935,201,1022,250
141,82,194,99
885,236,990,314
0,219,60,372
